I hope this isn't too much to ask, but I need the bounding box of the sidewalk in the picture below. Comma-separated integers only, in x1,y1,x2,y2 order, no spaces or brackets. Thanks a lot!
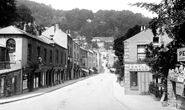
112,80,176,110
0,75,95,105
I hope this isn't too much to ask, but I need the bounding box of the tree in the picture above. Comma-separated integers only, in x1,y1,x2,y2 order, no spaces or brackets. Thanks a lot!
16,4,35,23
0,0,18,27
133,0,185,78
113,25,141,64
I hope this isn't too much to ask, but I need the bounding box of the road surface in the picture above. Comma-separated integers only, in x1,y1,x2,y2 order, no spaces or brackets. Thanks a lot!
0,72,129,110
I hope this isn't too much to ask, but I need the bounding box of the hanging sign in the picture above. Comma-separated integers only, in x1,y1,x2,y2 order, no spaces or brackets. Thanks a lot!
177,48,185,62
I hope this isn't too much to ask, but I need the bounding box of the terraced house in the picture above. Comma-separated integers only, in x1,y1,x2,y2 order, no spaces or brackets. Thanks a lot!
0,25,67,97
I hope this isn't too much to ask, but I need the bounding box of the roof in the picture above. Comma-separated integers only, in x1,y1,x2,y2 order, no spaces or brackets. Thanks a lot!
38,35,55,44
42,25,68,49
125,29,173,46
0,25,46,44
0,44,6,48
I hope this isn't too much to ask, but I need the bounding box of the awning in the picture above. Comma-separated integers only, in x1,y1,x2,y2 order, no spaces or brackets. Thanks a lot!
81,68,89,73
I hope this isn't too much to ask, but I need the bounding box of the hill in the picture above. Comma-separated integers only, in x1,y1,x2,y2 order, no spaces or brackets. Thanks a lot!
16,0,151,42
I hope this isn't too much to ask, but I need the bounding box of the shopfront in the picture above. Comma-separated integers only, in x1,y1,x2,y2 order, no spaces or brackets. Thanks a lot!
0,69,22,98
167,47,185,109
124,63,152,95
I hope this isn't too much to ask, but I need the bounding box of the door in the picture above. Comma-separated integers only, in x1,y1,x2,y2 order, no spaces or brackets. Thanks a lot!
140,72,151,93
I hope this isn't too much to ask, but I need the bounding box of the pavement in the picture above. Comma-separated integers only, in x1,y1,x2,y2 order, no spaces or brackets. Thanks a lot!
112,79,177,110
0,75,95,105
0,72,178,110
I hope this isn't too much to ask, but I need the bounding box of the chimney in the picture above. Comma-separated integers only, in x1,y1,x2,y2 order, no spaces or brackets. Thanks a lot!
140,25,143,31
143,26,146,30
54,24,59,32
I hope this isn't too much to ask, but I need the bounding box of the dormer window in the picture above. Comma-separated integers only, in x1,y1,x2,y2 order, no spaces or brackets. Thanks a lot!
153,36,159,46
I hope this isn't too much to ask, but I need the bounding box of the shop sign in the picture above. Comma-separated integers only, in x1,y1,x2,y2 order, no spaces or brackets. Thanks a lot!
177,48,185,61
176,82,184,96
129,64,150,71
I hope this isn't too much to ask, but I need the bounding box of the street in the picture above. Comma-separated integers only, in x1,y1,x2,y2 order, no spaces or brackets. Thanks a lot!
0,71,129,110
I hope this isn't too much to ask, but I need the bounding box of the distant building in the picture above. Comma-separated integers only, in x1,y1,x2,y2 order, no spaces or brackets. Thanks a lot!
73,41,80,79
107,49,117,68
91,37,114,48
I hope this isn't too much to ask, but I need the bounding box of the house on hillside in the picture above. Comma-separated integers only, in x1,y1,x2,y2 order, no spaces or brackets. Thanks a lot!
123,29,172,95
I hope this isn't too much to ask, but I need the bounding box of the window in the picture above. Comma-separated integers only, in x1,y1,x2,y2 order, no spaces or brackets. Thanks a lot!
70,47,72,56
77,54,79,61
61,52,63,64
137,45,146,62
28,44,32,61
74,52,76,60
50,50,52,63
6,38,15,52
37,46,40,57
64,53,66,65
44,48,47,62
56,50,59,63
130,72,138,90
153,36,159,43
153,36,159,46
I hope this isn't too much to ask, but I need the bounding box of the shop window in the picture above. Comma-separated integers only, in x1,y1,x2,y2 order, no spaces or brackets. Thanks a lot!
22,73,28,90
0,78,4,97
6,38,16,52
130,72,138,90
28,44,32,61
137,45,146,62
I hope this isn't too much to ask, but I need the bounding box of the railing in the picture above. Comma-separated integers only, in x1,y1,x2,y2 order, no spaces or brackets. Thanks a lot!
149,82,163,99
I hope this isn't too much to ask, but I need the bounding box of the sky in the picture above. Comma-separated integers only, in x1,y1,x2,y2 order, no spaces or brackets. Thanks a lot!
30,0,162,18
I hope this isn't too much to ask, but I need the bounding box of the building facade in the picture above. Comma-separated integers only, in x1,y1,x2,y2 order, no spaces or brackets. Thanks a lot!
0,25,67,97
107,49,117,68
80,47,89,77
123,29,172,95
73,41,80,79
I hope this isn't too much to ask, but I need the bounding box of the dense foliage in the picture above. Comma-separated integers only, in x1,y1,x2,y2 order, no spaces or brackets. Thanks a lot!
0,0,18,27
133,0,185,77
113,25,141,79
113,25,141,64
16,0,151,42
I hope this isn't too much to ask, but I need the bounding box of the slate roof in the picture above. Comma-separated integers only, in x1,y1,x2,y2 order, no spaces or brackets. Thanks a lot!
0,25,54,45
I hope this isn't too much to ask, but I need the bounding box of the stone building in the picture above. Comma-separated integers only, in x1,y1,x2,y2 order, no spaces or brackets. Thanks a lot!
0,25,67,97
73,41,80,79
123,29,172,95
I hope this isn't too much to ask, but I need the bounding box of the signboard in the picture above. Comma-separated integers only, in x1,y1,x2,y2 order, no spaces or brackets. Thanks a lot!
177,48,185,61
176,82,184,96
129,64,150,71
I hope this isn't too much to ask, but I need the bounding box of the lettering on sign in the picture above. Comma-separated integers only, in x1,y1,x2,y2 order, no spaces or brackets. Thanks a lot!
177,48,185,61
129,64,150,71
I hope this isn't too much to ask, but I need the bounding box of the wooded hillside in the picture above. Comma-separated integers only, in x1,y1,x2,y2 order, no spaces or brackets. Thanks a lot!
16,0,151,41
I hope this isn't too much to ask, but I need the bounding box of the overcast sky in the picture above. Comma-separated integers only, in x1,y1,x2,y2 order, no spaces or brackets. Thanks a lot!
29,0,162,18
